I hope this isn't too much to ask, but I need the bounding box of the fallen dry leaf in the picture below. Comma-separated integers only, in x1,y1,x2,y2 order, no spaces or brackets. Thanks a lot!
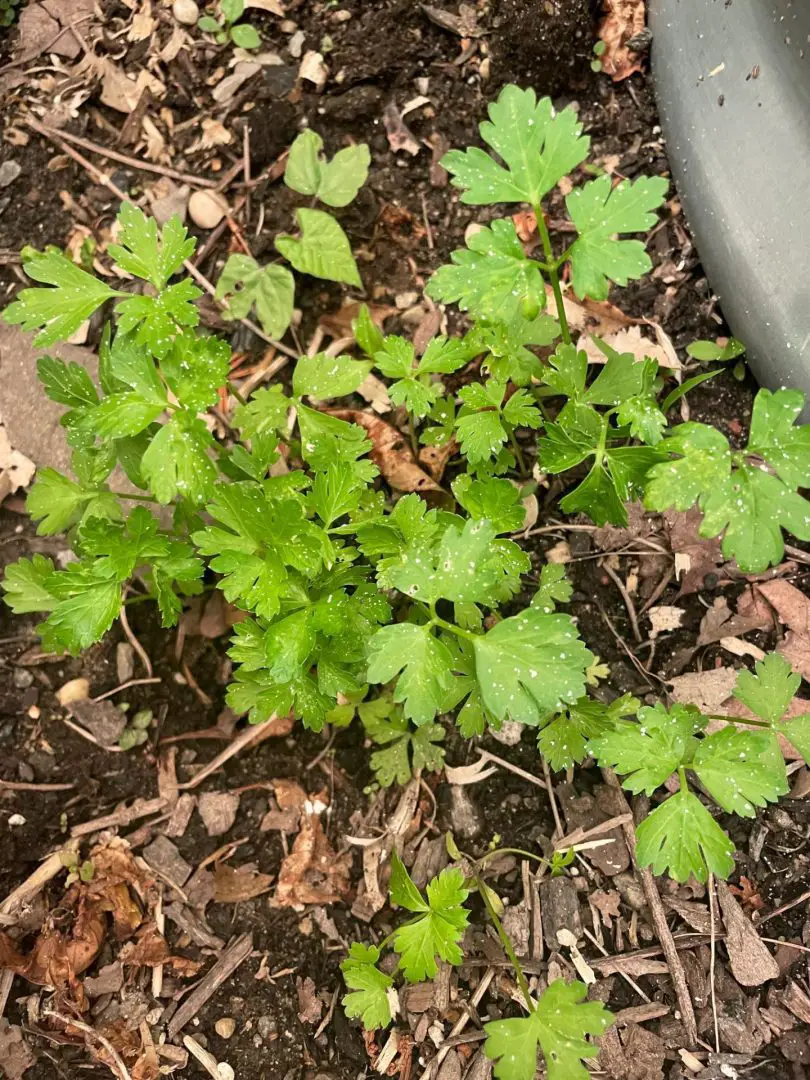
296,975,324,1024
383,102,421,155
0,1020,36,1080
418,438,457,484
299,50,328,89
0,889,105,991
716,880,779,987
197,791,240,837
245,0,284,11
579,323,681,372
598,0,646,81
318,299,395,341
274,809,352,908
118,923,202,976
213,863,273,903
421,2,482,36
329,409,441,492
663,507,725,596
0,420,36,501
647,605,683,636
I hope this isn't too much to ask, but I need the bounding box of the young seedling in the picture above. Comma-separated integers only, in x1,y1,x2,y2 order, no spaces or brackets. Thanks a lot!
341,845,611,1080
198,0,261,49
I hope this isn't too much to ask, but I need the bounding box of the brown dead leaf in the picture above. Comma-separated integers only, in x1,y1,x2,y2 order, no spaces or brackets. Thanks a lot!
274,811,352,908
668,668,739,715
296,975,324,1024
245,0,284,12
0,420,36,500
756,579,810,635
598,0,646,81
197,791,240,837
119,923,202,977
299,50,328,89
716,880,779,987
0,890,105,990
213,863,273,903
329,410,441,492
383,103,421,155
590,889,621,927
0,1020,36,1080
418,438,457,484
421,3,482,37
663,507,725,596
318,300,395,341
579,323,681,372
272,778,308,811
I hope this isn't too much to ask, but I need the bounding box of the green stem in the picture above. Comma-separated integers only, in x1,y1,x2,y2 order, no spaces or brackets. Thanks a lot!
228,380,247,407
678,766,689,795
408,412,420,459
429,610,477,642
110,491,159,503
476,876,535,1013
477,847,550,870
706,713,773,731
506,425,529,479
534,205,570,345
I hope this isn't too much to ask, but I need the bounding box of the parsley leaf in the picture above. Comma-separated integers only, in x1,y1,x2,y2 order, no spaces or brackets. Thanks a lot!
484,979,611,1080
341,944,393,1030
142,412,216,505
215,254,295,339
531,563,573,613
27,466,119,535
426,219,545,323
390,853,470,981
284,129,370,208
4,249,122,346
2,554,58,615
161,333,230,412
473,313,560,386
473,609,592,724
733,653,810,763
293,352,372,400
442,85,590,206
39,565,123,654
116,278,202,360
366,623,457,727
107,204,196,290
588,703,704,795
691,727,787,818
233,385,291,442
456,379,542,468
636,788,735,883
566,174,668,300
452,475,525,533
37,356,98,409
538,693,638,771
276,208,361,287
359,696,445,787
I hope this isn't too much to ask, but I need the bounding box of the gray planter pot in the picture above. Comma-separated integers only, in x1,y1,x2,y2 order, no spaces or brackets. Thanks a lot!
648,0,810,398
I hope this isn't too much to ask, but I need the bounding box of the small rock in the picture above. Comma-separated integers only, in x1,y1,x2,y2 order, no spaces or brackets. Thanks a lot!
12,668,33,689
188,190,229,229
16,761,34,782
215,1017,236,1039
85,961,124,997
279,19,297,33
70,698,127,746
489,719,523,746
116,642,135,684
298,50,328,89
142,835,192,888
288,29,305,58
56,677,89,706
172,0,199,25
256,1015,277,1039
449,785,482,840
0,161,21,188
8,814,26,827
198,791,240,837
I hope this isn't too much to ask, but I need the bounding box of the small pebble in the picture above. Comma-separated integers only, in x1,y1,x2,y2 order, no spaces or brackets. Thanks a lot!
12,668,33,689
189,190,230,229
116,642,135,683
288,30,305,58
0,161,21,187
8,814,26,827
27,705,41,720
215,1017,236,1039
256,1016,277,1039
172,0,199,25
56,677,89,706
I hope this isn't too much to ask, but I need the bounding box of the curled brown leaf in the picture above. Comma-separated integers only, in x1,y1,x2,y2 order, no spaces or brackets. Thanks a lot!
329,409,441,493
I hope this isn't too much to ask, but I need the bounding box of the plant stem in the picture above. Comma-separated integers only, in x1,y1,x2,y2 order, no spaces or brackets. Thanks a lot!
408,412,419,459
110,491,159,503
478,846,550,869
706,713,773,731
476,876,535,1013
506,425,529,478
228,380,247,407
534,204,570,345
678,766,689,795
429,611,477,642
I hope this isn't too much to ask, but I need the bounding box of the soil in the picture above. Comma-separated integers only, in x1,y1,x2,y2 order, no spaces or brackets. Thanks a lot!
1,2,806,1080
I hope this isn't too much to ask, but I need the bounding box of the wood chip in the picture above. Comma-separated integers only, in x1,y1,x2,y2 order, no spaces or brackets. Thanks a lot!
198,792,240,837
168,934,253,1038
716,880,779,986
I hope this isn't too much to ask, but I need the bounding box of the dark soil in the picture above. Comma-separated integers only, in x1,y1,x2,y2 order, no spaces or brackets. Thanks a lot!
3,2,804,1079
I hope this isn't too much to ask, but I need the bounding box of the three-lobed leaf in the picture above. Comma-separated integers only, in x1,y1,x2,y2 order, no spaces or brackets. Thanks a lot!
215,254,294,339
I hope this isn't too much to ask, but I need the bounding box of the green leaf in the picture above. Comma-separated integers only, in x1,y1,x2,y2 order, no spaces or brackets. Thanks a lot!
26,468,116,535
746,388,810,489
566,174,668,300
473,609,592,725
636,789,735,883
40,570,123,654
692,727,787,817
309,461,365,527
4,249,122,346
452,475,524,533
531,562,573,613
215,255,295,339
686,337,745,362
541,343,588,400
559,445,663,528
583,345,657,407
426,218,544,323
733,652,800,725
161,333,230,411
233,385,290,442
293,352,372,399
1,555,58,614
390,856,470,982
141,412,216,505
538,693,638,771
442,86,590,205
107,204,195,290
341,944,393,1030
37,356,98,408
645,423,731,510
776,715,810,765
589,702,704,795
474,313,560,386
82,392,167,439
484,979,611,1080
366,623,456,727
220,0,243,21
353,303,385,357
198,15,221,31
360,697,445,788
115,278,201,360
276,208,361,287
297,405,376,480
616,393,667,445
229,21,260,47
285,129,370,207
